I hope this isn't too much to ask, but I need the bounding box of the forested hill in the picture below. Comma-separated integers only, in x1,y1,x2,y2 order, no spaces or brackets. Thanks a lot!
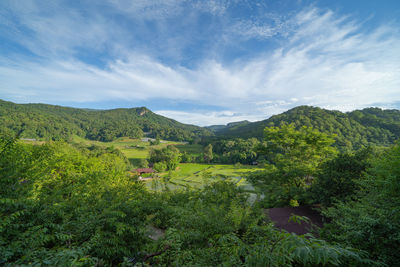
213,106,400,150
206,120,251,132
0,99,211,141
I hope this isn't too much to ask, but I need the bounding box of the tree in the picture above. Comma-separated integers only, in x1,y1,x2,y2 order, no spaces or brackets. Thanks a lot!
210,138,259,164
138,158,149,168
204,144,213,163
148,145,181,171
322,143,400,265
150,138,160,146
311,148,373,206
256,123,337,205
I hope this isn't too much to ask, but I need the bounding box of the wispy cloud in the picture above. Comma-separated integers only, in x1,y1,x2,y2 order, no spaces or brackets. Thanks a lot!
227,12,295,40
0,2,399,125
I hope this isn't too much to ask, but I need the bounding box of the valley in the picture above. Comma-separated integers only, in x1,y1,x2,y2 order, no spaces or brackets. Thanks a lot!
2,100,400,266
67,136,259,193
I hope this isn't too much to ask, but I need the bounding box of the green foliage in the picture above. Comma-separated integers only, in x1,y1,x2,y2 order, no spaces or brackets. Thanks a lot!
180,151,193,163
153,161,168,172
211,138,259,164
311,148,374,206
0,99,211,142
213,105,400,150
322,143,400,266
148,145,181,171
252,124,336,206
206,120,251,132
138,158,149,168
0,137,151,265
142,182,372,266
203,143,213,163
0,134,376,266
149,138,161,145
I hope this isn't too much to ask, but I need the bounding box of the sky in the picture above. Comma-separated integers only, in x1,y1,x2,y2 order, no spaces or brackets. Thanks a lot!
0,0,400,126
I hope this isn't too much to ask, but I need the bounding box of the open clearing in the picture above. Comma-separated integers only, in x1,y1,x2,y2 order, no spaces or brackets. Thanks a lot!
72,136,183,164
70,136,261,193
146,163,262,194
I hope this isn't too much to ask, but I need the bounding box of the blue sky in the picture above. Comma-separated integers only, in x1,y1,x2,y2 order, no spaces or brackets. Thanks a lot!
0,0,399,126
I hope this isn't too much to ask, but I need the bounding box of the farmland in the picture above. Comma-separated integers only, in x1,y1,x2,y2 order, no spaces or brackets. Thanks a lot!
70,136,260,192
147,163,261,192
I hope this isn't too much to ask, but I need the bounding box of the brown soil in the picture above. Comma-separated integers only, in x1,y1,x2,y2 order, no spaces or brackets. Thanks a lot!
267,206,323,235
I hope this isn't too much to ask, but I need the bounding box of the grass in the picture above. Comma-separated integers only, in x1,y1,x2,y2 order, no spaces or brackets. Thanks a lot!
71,136,261,193
145,163,261,192
175,144,203,154
72,136,183,161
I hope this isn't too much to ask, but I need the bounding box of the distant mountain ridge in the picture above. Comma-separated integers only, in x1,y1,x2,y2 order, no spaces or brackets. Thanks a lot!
2,99,400,149
206,120,250,132
213,106,400,150
0,99,211,142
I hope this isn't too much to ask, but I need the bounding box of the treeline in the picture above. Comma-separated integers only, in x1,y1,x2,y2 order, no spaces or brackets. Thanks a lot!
207,138,259,164
157,139,260,165
0,134,374,266
0,99,211,142
213,105,400,150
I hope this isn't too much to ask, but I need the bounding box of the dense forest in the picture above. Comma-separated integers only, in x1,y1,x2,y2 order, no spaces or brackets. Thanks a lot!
1,133,391,266
213,106,400,150
0,99,211,142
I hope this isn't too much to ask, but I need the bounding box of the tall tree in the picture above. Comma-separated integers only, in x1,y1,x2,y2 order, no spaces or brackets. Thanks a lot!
148,145,181,171
255,123,337,205
204,144,213,163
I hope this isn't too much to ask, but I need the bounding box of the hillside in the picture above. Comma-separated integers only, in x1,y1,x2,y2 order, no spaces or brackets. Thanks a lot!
213,106,400,150
206,120,250,132
0,99,212,142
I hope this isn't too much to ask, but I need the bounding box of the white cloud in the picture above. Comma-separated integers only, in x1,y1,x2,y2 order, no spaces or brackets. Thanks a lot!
107,0,229,19
0,5,399,125
107,0,186,19
228,12,295,40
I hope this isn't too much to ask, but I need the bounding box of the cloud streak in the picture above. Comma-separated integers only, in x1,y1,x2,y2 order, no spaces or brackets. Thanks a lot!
0,2,399,125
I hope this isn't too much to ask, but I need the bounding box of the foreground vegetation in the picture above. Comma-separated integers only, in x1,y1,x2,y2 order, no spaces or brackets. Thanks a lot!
2,105,400,266
0,134,377,266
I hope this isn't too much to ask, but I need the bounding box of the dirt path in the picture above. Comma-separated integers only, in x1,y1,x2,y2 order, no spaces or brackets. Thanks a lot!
266,206,323,235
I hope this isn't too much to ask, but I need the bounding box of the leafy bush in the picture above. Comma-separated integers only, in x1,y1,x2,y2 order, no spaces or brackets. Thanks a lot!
322,143,400,266
310,148,374,206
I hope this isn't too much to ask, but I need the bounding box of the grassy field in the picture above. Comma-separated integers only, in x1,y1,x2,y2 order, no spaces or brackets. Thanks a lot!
174,144,203,155
71,136,183,164
69,136,261,193
146,163,261,193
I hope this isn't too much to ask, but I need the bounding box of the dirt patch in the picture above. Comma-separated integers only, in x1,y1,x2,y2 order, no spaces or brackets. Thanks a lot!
146,225,165,241
267,206,323,235
139,176,154,181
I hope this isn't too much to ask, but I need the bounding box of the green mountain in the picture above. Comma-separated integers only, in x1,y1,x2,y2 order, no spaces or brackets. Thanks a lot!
0,99,212,142
206,120,250,132
2,100,399,149
213,106,400,150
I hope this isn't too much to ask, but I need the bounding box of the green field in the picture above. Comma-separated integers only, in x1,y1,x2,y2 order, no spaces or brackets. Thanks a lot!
70,136,261,193
72,136,183,163
174,144,203,155
146,163,261,193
